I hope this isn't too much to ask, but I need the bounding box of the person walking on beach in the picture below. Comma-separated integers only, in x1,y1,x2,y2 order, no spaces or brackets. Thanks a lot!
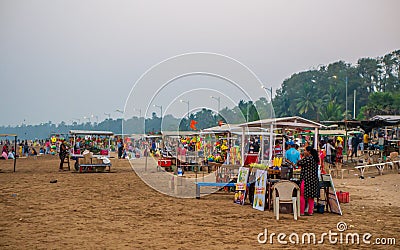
117,140,124,159
59,141,68,171
323,139,335,164
297,146,320,216
347,134,353,161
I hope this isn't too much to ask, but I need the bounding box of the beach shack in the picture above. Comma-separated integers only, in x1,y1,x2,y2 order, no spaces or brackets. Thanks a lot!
239,116,324,165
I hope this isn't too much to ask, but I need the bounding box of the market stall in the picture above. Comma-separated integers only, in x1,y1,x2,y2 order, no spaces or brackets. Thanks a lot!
239,116,324,166
69,130,114,172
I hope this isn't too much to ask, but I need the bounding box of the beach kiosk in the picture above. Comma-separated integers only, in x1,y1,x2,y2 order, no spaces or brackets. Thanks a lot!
239,116,324,165
69,130,114,173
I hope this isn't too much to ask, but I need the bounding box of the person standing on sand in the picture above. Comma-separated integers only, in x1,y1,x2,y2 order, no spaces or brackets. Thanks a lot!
23,141,29,157
297,146,320,216
59,141,68,171
45,140,51,154
117,140,124,159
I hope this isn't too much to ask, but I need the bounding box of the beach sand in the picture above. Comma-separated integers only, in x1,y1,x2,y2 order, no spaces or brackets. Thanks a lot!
0,155,399,249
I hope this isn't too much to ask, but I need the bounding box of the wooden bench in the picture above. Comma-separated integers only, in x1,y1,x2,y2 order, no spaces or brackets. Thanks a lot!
385,160,400,171
355,162,386,177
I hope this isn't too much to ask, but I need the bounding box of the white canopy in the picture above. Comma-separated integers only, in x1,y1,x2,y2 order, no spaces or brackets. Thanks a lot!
239,116,324,129
69,130,114,136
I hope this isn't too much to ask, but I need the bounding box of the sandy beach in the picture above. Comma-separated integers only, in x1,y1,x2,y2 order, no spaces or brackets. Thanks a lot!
0,155,399,249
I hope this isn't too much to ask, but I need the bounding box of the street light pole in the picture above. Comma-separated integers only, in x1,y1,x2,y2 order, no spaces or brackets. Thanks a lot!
261,85,274,163
154,104,163,118
134,108,142,118
180,100,190,120
353,89,356,119
210,96,221,117
91,114,99,123
261,86,273,118
345,76,348,120
333,75,348,120
84,116,91,124
115,109,124,119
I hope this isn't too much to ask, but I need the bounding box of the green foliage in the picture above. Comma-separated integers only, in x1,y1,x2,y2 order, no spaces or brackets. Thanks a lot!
362,92,400,117
273,49,400,120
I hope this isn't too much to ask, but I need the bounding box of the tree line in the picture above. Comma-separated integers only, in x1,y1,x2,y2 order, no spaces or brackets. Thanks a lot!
273,49,400,120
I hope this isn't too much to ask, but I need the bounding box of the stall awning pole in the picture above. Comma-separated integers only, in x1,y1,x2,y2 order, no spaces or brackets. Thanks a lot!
269,123,273,163
282,128,286,157
73,135,76,154
241,126,245,166
14,135,17,172
314,128,319,150
226,132,231,164
108,136,111,157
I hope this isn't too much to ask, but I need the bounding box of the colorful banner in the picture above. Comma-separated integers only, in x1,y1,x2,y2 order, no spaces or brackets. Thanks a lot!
253,169,268,211
234,167,249,205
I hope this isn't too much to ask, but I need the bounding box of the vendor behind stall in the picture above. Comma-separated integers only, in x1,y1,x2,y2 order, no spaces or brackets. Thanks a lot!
285,141,300,168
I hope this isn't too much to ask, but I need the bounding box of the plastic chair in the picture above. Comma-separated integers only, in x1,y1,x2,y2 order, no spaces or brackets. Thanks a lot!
272,180,300,220
335,162,346,179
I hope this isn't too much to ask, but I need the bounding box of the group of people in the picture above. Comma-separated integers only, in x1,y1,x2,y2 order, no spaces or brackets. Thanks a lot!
1,144,16,159
1,141,39,159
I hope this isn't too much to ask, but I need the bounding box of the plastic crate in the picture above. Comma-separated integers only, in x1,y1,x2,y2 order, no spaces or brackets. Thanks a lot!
336,191,350,203
158,158,172,167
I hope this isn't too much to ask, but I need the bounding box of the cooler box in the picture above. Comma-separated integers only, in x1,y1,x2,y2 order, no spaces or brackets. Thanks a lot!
158,158,172,167
336,191,350,203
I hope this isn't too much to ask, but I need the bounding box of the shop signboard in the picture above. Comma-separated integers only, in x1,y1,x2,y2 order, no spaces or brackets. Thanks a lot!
253,169,267,211
234,167,249,205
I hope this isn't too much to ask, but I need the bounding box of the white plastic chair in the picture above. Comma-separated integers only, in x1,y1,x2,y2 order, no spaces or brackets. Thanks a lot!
272,180,300,220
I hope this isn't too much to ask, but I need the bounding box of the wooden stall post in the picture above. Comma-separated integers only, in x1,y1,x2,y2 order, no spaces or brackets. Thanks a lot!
14,135,17,172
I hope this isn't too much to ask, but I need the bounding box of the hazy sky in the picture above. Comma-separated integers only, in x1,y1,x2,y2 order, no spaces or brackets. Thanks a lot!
1,0,399,126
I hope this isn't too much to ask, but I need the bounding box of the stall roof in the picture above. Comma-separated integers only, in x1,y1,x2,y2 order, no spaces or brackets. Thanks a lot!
201,124,280,135
321,115,400,133
201,124,242,133
0,134,17,137
69,130,114,136
370,115,400,123
303,130,363,135
239,116,324,129
161,131,199,137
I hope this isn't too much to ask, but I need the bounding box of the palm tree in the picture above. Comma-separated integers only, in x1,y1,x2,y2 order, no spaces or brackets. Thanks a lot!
320,101,343,121
295,83,317,119
322,85,340,105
